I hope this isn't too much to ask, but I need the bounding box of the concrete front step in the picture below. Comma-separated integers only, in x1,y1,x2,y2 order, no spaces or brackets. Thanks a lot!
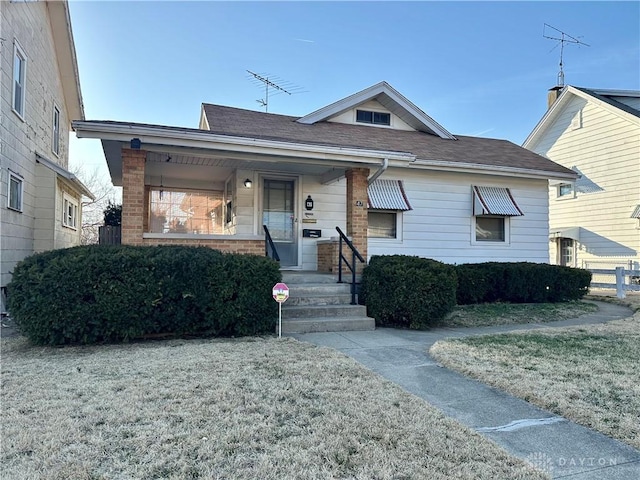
288,283,352,296
286,293,354,307
281,271,338,284
282,304,367,319
281,316,375,334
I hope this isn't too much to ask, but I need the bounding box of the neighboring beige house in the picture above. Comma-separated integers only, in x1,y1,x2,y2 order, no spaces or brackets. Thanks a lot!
523,86,640,271
73,82,576,272
0,0,93,312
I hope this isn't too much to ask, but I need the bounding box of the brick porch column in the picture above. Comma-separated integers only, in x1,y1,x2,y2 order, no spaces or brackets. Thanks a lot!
345,167,369,269
121,148,146,245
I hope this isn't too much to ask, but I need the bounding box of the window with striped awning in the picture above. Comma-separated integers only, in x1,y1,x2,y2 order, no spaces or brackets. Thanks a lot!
631,205,640,219
367,179,412,211
472,186,523,216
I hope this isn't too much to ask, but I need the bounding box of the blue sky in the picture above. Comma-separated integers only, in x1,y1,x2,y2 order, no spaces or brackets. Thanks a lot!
68,1,640,185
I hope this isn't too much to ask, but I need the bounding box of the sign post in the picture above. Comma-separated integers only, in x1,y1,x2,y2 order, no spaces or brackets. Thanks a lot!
272,282,289,338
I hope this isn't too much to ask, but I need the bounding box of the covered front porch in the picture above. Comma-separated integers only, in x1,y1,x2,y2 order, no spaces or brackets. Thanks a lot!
120,144,372,272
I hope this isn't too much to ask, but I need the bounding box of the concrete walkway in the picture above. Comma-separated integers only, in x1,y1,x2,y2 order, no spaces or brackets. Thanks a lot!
289,301,640,479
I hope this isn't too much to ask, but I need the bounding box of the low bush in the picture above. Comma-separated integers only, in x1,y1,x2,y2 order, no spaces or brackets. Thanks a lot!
7,245,280,345
456,262,591,304
361,255,457,329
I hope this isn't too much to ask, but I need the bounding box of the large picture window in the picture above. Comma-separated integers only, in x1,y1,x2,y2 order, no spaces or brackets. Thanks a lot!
149,188,223,234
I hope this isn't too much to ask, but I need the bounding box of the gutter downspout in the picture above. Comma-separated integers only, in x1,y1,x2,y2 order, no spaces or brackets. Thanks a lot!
368,158,388,185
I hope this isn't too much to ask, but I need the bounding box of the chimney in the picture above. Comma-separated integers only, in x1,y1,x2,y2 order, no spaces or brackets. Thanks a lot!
547,86,563,109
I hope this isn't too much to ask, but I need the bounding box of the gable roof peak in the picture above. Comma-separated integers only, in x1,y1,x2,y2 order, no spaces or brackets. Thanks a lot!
297,82,456,140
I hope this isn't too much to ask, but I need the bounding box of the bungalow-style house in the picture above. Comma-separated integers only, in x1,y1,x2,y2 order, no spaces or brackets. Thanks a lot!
73,82,576,273
523,86,640,272
1,0,93,313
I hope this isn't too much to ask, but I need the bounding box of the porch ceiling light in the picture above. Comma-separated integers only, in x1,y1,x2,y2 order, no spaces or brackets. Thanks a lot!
244,178,253,188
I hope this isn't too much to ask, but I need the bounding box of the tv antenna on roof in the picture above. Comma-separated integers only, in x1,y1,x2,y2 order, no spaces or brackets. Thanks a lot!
543,23,589,87
246,70,305,112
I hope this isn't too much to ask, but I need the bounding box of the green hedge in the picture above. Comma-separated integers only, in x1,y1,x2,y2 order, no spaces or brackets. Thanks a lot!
455,262,591,304
7,245,281,345
361,255,457,329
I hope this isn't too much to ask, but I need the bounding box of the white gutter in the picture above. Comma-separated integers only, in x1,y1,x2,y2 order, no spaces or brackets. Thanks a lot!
368,158,388,185
72,121,416,164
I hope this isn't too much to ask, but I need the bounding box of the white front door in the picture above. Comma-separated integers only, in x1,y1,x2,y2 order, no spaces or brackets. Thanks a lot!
262,178,298,267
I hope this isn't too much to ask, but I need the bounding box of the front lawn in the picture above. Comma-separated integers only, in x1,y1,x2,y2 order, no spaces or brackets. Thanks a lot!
441,300,597,328
1,337,546,479
430,314,640,449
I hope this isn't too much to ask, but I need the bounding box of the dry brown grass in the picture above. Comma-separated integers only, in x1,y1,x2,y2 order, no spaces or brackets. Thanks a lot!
431,311,640,450
1,336,546,479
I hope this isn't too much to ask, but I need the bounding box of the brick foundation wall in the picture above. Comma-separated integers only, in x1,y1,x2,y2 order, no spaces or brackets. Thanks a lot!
142,238,265,255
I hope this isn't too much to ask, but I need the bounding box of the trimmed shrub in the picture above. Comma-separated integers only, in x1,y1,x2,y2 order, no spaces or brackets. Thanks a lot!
456,262,591,304
7,245,280,345
361,255,457,329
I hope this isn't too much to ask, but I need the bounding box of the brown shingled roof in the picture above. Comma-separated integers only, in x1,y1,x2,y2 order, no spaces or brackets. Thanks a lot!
202,104,574,176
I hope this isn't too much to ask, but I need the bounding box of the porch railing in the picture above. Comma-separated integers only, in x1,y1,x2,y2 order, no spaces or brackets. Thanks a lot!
336,226,365,305
263,225,280,262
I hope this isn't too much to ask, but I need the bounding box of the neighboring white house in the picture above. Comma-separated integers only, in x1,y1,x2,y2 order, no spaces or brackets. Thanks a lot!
523,86,640,272
0,0,93,311
73,82,575,271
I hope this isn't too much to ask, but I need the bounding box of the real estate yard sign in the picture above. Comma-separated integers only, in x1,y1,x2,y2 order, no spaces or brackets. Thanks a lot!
273,283,289,338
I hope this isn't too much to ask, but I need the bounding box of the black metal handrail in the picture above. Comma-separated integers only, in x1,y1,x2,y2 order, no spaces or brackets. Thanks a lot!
263,225,280,262
336,226,365,305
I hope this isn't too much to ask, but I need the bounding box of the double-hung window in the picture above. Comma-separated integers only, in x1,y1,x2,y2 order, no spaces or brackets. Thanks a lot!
12,41,26,119
367,179,412,240
8,171,24,212
62,194,78,229
472,186,523,243
52,105,60,156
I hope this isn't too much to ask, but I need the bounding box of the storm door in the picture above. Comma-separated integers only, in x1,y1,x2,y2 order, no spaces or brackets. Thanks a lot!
262,178,298,267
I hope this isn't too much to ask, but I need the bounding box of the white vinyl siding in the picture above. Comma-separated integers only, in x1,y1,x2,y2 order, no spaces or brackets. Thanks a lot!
12,40,27,119
531,93,640,267
367,169,549,264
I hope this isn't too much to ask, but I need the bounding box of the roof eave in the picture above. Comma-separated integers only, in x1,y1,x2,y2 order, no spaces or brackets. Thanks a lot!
47,1,84,121
411,158,578,182
35,153,95,200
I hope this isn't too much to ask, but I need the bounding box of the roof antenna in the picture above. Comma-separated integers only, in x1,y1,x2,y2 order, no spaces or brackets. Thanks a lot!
246,70,305,112
543,23,590,87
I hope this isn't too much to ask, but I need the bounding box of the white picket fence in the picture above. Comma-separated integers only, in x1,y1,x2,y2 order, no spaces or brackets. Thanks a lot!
588,267,640,299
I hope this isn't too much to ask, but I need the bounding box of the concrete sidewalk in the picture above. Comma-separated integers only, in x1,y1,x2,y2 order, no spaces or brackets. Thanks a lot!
289,301,640,479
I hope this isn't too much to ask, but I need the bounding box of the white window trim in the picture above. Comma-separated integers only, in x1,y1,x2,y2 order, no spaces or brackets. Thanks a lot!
62,193,79,230
12,40,27,120
367,209,404,242
52,103,61,156
556,183,576,199
472,215,511,245
7,170,24,212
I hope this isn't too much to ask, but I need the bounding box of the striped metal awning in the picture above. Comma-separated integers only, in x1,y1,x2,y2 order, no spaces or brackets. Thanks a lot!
368,179,412,211
632,205,640,219
473,186,523,216
549,226,580,241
